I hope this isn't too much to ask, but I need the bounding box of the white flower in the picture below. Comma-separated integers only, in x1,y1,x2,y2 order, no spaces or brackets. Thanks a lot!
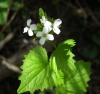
23,19,37,36
44,19,62,34
40,16,47,24
36,27,54,45
53,19,62,34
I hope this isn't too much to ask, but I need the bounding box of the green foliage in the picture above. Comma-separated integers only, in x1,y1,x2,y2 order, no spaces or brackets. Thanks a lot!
0,10,7,25
35,8,55,34
0,0,9,25
11,1,24,11
39,8,54,23
39,8,47,18
51,39,76,71
55,60,91,94
0,0,10,8
17,46,63,94
18,39,91,94
0,0,24,25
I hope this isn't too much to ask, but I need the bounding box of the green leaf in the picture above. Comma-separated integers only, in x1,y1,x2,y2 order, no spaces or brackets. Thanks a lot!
0,10,7,25
39,8,48,19
65,60,91,93
59,39,76,47
49,56,64,85
55,60,91,94
17,46,63,94
51,39,76,72
0,0,10,8
11,1,24,11
39,8,46,18
38,8,54,23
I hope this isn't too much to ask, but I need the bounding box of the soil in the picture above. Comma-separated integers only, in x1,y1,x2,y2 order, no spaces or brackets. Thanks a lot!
0,0,100,94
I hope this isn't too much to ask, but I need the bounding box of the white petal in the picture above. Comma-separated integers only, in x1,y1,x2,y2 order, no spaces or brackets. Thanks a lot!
39,37,46,45
42,27,49,33
30,24,37,30
46,34,54,40
23,27,28,33
36,32,42,37
42,16,46,21
40,16,47,23
28,29,33,36
54,19,62,27
48,26,52,32
53,27,61,34
44,21,52,28
27,19,32,26
40,18,44,23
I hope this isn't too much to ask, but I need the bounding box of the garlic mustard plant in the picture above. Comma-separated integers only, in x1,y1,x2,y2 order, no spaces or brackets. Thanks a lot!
17,8,91,94
23,19,37,36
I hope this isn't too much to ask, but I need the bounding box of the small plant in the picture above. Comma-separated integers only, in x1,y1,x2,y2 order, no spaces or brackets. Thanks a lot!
17,8,91,94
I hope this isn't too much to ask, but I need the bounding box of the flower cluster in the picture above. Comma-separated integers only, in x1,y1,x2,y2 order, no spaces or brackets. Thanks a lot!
23,16,62,45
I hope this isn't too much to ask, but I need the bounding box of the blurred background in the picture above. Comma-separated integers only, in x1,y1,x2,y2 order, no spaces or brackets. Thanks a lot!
0,0,100,94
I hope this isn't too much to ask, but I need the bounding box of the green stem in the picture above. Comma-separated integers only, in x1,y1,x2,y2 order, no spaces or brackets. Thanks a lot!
52,41,57,49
